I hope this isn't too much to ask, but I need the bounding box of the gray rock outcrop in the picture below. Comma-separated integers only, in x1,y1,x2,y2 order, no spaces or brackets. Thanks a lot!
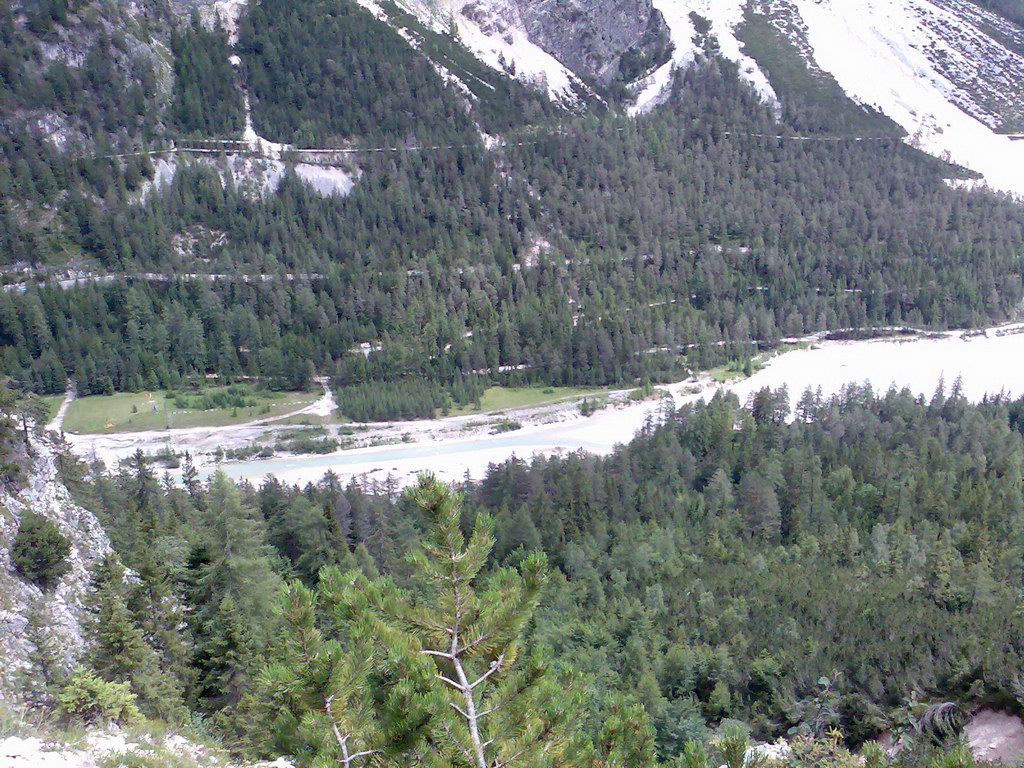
0,433,111,704
461,0,671,84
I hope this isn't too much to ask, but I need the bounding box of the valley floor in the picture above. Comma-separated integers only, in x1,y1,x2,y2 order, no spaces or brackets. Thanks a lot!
60,322,1024,488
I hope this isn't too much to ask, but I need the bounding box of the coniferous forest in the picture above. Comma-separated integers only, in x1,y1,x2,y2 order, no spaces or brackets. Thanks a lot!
3,11,1024,402
4,381,1024,766
3,0,1024,763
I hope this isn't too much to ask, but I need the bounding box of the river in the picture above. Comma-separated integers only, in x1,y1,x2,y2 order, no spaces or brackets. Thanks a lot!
215,325,1024,487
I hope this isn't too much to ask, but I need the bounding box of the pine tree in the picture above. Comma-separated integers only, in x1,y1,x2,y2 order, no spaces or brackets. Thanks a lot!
358,476,582,768
180,452,205,510
124,449,167,549
593,693,659,767
20,605,65,708
260,576,435,767
262,476,642,767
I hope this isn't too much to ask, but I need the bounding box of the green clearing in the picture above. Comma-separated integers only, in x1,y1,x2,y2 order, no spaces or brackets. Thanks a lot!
708,363,746,383
62,388,318,434
706,347,796,384
707,358,764,383
447,386,611,417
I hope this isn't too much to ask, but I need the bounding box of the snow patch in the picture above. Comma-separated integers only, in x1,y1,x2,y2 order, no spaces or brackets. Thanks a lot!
631,0,778,113
791,0,1024,196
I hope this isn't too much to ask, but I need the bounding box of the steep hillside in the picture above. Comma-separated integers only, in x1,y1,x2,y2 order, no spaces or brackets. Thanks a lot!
0,429,111,703
625,0,1024,195
3,0,1024,405
471,0,671,85
4,0,1023,192
3,2,1024,765
364,0,672,100
4,383,1024,767
336,0,1024,194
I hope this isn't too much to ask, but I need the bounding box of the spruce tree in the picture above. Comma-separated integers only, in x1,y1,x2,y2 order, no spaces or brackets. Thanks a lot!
189,472,282,713
11,511,70,590
83,556,184,719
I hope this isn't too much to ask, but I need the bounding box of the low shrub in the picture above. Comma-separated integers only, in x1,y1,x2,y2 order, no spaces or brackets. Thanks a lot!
56,669,140,725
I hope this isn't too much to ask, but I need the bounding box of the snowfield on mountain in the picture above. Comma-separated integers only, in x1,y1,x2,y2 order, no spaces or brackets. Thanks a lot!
377,0,1024,195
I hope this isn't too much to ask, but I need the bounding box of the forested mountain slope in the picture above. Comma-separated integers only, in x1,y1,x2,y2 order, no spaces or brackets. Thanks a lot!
3,1,1024,764
474,385,1024,753
392,0,1024,193
3,380,1023,765
3,2,1024,404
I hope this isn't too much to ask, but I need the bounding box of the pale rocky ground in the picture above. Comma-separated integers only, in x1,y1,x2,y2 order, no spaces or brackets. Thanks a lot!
966,709,1024,766
0,730,293,768
61,322,1024,490
0,433,111,702
2,712,1021,766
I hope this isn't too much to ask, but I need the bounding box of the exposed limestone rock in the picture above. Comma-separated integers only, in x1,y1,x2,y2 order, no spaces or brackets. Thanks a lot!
0,433,110,703
0,729,297,768
518,0,669,83
460,0,671,84
965,708,1024,766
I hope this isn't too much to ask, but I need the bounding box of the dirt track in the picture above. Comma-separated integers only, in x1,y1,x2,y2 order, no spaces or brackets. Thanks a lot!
966,709,1024,765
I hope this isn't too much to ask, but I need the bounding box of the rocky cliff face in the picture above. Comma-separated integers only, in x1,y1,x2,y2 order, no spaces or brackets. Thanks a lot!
519,0,669,83
528,0,671,82
459,0,671,84
0,433,111,703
